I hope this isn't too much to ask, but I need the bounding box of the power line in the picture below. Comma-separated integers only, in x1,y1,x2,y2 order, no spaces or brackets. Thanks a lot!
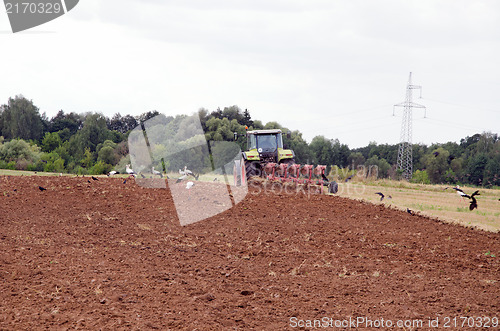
421,97,498,114
422,116,488,133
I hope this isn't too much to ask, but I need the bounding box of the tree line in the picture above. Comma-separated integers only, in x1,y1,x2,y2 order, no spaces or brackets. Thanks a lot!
0,95,499,187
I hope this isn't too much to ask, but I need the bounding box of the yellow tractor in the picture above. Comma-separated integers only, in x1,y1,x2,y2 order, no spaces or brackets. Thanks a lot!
233,129,338,194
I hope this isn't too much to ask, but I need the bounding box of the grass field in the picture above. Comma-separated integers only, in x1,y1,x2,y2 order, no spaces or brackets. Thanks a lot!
2,169,499,232
335,179,500,232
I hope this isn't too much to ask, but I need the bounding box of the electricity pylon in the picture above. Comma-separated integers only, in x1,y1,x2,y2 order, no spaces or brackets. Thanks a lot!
393,72,426,181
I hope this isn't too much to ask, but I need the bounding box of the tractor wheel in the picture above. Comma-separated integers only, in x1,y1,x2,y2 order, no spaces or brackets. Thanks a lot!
245,161,259,179
328,181,338,194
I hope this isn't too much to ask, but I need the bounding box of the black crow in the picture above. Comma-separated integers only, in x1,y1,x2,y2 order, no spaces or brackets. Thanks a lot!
469,190,480,211
321,172,329,182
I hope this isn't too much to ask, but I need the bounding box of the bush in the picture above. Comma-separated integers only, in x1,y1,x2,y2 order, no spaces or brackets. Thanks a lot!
411,169,430,184
0,139,40,164
72,165,87,175
27,162,44,172
443,169,458,184
41,132,62,152
0,160,16,170
97,146,118,165
88,161,112,175
15,158,29,170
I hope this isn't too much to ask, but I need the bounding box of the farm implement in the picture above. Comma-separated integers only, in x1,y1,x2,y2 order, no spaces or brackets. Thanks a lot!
233,128,338,194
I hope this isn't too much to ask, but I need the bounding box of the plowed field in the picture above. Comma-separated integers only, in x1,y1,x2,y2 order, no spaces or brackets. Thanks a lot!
1,176,499,330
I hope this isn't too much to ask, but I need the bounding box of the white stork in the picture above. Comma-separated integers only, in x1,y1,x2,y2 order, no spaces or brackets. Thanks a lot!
453,185,470,199
176,174,187,183
126,164,137,178
152,166,163,178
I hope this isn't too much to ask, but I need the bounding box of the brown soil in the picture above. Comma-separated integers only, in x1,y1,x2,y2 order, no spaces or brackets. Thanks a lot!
1,176,499,330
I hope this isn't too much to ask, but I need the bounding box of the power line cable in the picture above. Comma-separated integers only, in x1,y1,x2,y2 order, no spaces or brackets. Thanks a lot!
422,97,497,114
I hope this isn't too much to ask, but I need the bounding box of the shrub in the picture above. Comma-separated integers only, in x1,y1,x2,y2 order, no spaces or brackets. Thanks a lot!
0,160,16,170
88,161,112,175
411,169,430,184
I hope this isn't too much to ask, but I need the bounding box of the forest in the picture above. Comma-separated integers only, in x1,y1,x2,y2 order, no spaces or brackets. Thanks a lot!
0,95,499,187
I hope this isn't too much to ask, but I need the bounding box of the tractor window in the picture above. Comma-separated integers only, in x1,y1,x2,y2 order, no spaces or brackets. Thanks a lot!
248,134,257,150
277,133,283,148
257,135,277,150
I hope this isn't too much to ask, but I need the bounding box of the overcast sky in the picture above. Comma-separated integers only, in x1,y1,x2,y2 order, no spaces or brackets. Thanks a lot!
1,0,499,148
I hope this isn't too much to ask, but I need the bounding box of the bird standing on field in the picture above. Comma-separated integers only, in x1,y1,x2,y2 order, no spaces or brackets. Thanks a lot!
176,174,187,184
126,164,137,178
152,167,163,178
180,166,199,180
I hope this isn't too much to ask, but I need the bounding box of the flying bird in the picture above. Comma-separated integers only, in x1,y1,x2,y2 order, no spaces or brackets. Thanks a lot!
375,192,385,201
452,186,470,199
38,186,47,191
433,151,440,157
469,190,480,211
345,175,353,182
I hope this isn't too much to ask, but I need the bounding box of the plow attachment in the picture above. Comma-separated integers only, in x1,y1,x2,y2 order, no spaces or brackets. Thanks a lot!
234,161,338,194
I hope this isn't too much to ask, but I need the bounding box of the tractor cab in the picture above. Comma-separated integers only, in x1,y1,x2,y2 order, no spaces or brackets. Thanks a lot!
248,129,283,154
245,129,289,163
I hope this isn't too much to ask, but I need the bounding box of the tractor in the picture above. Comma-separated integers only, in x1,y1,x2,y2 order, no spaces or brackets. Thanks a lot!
233,128,338,194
